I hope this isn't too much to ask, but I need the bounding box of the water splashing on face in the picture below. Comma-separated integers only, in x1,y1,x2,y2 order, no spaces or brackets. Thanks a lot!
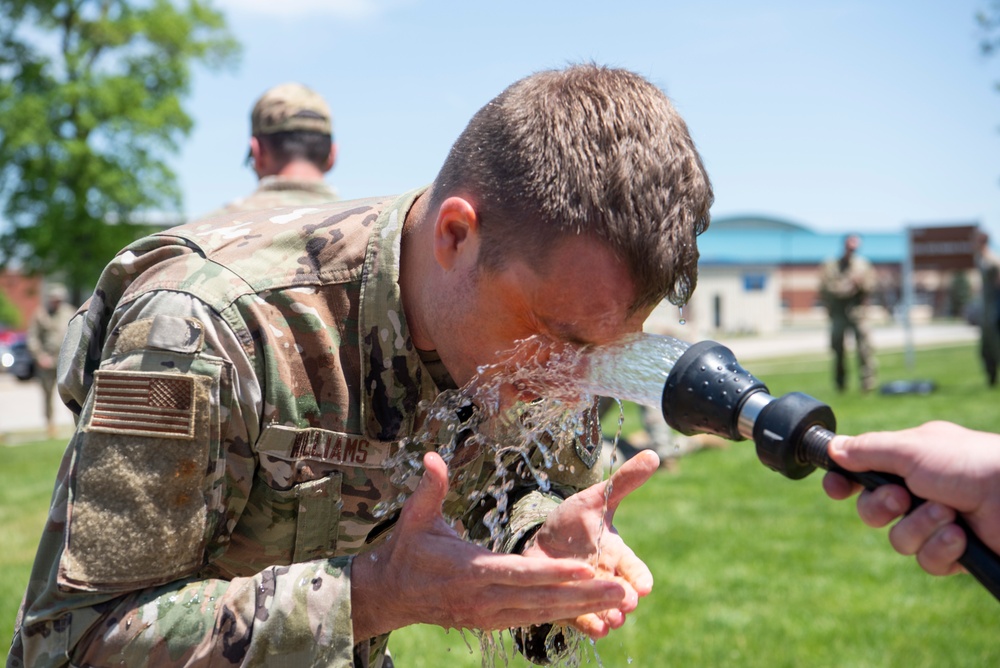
373,332,689,665
372,333,688,523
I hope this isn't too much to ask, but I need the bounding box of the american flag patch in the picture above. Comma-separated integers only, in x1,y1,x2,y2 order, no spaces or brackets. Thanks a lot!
88,371,196,439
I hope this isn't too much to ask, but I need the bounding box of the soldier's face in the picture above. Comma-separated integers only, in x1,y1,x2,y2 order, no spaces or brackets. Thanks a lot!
431,233,652,389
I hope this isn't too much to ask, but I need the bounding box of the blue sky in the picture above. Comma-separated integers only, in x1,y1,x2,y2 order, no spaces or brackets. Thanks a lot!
177,0,1000,243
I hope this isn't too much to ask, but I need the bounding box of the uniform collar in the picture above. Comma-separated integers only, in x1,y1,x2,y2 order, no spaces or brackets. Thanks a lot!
358,186,441,440
256,175,337,197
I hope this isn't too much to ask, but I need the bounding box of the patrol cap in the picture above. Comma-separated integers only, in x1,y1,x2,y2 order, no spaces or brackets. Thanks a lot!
251,83,332,136
45,283,69,301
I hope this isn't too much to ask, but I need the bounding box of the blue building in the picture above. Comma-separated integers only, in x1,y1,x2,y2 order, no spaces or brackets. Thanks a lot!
645,215,976,337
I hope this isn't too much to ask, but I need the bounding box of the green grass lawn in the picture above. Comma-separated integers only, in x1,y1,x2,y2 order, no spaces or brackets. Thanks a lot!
1,434,65,658
4,342,999,666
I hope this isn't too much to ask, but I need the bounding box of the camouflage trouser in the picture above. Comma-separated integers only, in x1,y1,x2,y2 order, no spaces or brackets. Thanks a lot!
36,367,58,425
830,313,876,391
981,319,1000,387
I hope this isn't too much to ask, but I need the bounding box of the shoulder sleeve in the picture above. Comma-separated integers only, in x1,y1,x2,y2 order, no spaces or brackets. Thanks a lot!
14,289,359,668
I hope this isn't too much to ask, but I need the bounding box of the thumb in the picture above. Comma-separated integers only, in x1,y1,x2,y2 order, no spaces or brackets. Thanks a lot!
829,432,910,478
401,451,450,524
604,449,660,512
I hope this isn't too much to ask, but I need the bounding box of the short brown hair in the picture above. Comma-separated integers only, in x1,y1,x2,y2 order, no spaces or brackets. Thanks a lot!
430,63,713,309
257,131,333,170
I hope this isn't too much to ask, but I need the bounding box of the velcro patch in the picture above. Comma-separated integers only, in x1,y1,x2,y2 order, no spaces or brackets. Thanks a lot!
88,371,195,439
62,370,214,590
257,425,395,469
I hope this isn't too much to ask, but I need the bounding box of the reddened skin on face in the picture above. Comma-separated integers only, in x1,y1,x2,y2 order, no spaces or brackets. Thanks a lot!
410,195,651,387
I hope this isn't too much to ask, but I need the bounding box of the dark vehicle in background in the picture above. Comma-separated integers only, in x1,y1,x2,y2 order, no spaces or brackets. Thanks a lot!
0,331,35,381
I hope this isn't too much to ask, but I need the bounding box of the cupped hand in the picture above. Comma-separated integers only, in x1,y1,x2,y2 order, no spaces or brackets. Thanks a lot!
350,452,631,641
522,449,660,638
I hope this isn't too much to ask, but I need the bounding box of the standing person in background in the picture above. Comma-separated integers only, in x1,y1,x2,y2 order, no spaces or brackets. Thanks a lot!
819,233,878,392
25,284,76,439
975,231,1000,387
205,82,338,216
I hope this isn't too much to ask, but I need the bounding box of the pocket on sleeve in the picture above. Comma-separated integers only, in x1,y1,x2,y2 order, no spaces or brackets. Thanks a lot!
59,367,219,591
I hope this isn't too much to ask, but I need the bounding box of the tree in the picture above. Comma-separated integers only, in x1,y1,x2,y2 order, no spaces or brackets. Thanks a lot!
0,290,21,328
980,2,1000,61
0,0,240,297
948,269,973,318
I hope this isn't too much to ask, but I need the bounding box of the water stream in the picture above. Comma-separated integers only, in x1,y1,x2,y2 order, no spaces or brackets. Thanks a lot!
376,333,692,666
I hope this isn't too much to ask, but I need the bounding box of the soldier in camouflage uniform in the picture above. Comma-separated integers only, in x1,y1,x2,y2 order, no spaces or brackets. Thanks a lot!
8,64,713,668
204,82,339,217
976,231,1000,386
25,283,77,438
819,234,878,392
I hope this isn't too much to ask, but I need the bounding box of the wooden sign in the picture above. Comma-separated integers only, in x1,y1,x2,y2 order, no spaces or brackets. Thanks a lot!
909,224,979,271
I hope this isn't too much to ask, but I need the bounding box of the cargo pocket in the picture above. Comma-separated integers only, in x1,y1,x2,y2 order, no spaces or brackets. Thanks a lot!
227,470,344,567
291,473,344,562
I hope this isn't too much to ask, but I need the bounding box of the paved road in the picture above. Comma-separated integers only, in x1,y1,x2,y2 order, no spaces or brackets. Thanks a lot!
714,321,978,363
0,321,980,442
0,373,77,441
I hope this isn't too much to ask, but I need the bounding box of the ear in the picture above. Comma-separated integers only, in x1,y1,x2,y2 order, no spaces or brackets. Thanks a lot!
249,136,266,176
324,142,337,172
433,196,480,270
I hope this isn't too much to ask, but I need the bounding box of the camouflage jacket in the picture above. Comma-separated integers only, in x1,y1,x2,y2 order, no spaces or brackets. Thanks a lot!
818,254,876,317
203,175,339,219
26,302,78,361
8,189,601,668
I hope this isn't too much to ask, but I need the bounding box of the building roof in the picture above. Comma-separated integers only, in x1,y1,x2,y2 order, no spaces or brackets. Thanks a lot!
708,215,812,233
698,214,905,265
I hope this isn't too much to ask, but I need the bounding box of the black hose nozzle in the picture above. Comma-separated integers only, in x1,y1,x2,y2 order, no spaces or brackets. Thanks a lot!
660,339,1000,603
660,340,769,441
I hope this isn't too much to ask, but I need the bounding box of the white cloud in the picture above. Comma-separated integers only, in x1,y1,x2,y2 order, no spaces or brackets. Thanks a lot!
216,0,406,20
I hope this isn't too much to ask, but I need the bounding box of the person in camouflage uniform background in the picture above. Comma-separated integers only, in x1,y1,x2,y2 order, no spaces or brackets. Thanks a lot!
819,233,878,393
203,82,339,217
25,284,77,439
8,64,713,668
975,231,1000,386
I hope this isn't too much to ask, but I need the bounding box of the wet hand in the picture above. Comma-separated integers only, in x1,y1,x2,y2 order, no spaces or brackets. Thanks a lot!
522,449,660,637
350,452,629,641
